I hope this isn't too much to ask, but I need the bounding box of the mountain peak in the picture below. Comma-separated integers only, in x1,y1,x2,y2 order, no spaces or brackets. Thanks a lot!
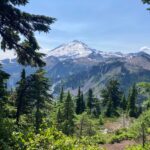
72,40,82,43
47,40,94,60
71,40,87,45
67,40,89,49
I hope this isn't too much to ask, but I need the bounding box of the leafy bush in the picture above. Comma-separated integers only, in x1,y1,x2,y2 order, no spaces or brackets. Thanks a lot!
12,127,103,150
0,118,15,150
126,144,150,150
110,132,135,143
83,133,107,144
109,127,138,144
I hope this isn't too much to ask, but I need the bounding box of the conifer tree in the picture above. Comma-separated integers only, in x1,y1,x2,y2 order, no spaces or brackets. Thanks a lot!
62,91,75,135
59,86,64,103
16,68,52,131
87,88,94,114
0,0,55,67
16,69,27,125
78,112,93,137
0,65,10,111
101,79,122,117
121,95,127,112
80,92,86,113
76,87,81,114
105,100,114,117
93,98,101,117
76,87,85,114
30,69,52,133
128,84,138,118
56,108,63,130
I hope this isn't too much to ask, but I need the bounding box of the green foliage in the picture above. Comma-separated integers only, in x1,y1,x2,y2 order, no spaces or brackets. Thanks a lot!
62,91,75,135
126,144,150,150
110,110,150,144
16,69,27,124
75,113,97,137
76,87,85,114
12,127,102,150
128,84,138,118
93,98,101,118
0,0,56,67
87,88,95,114
0,118,14,150
29,69,52,133
80,93,86,113
81,133,107,145
59,86,64,103
0,65,10,110
101,79,122,117
110,129,136,143
15,69,52,132
121,95,127,111
56,108,63,130
106,109,150,144
137,82,150,92
99,115,104,125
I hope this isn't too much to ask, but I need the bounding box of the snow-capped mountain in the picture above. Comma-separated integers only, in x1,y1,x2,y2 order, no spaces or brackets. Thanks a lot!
0,40,149,61
46,40,96,60
46,40,126,60
1,40,150,96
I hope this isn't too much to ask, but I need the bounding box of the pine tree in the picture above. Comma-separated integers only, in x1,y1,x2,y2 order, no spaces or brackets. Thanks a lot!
78,112,91,137
76,87,85,114
59,86,64,103
128,84,138,118
16,69,27,125
80,92,86,113
93,98,101,117
62,91,75,135
101,79,122,117
16,69,52,131
76,87,81,114
0,0,55,67
87,88,94,114
121,95,127,112
0,65,10,112
56,108,63,130
105,100,114,117
30,69,52,133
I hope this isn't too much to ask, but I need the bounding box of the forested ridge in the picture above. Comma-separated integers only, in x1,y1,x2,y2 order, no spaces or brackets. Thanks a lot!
0,0,150,150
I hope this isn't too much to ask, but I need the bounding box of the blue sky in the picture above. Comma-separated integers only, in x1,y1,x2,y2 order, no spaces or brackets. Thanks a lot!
13,0,150,53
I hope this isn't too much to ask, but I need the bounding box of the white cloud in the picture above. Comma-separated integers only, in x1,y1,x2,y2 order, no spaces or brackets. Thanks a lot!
0,49,48,61
140,46,150,54
0,50,16,60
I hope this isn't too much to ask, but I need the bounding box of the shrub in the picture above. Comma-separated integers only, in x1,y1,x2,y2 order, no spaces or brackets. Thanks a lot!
12,127,103,150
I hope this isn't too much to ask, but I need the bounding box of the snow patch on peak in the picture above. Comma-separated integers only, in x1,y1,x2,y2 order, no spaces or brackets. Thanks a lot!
47,40,95,60
98,51,124,58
